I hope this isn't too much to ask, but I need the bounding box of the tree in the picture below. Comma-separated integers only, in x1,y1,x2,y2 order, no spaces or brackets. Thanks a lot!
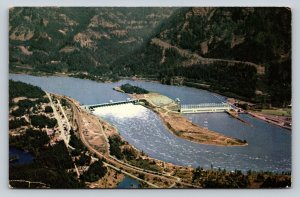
108,135,124,160
76,154,91,166
192,166,203,182
81,160,107,182
44,106,53,113
30,115,57,128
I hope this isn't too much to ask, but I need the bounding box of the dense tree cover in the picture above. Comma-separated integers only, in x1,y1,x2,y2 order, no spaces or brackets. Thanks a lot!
30,115,57,128
116,43,257,99
192,166,203,182
161,62,257,98
9,126,84,188
81,160,107,182
112,42,163,77
108,135,124,160
9,140,85,188
69,129,85,153
44,106,53,113
70,133,87,156
17,99,37,108
9,7,176,79
76,153,91,166
108,136,160,172
37,141,74,169
9,165,85,188
9,128,50,153
60,98,68,107
37,97,50,103
122,147,137,161
153,7,291,65
9,78,85,188
128,157,160,172
11,98,49,117
11,107,27,117
120,83,149,94
267,59,292,107
260,177,291,188
9,8,291,107
192,166,291,188
9,80,45,101
9,118,28,130
113,7,291,107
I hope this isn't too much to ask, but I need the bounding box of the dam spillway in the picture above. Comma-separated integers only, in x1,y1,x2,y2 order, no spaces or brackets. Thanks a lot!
180,103,232,113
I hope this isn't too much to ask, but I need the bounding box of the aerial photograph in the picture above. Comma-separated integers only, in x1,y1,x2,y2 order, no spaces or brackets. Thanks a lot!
8,7,291,189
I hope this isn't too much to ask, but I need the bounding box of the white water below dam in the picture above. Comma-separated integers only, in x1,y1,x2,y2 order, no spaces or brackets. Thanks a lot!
92,103,147,119
9,74,291,172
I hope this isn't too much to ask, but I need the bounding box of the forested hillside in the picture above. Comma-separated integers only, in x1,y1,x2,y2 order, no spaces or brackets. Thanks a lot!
9,7,291,106
9,7,176,80
114,7,291,106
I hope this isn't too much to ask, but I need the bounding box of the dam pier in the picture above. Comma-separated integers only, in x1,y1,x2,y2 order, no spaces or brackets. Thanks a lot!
83,98,234,114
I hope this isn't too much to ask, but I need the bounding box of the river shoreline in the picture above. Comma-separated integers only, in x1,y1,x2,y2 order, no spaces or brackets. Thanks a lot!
10,71,291,132
247,111,291,131
126,92,247,147
64,94,198,188
67,92,290,188
8,73,290,186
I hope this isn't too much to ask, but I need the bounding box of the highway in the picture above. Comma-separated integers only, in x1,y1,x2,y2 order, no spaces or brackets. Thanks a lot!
103,162,159,188
65,96,200,188
46,92,67,143
45,92,79,177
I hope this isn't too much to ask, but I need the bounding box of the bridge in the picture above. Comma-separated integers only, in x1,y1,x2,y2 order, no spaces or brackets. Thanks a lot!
180,103,232,113
83,99,139,110
83,98,233,114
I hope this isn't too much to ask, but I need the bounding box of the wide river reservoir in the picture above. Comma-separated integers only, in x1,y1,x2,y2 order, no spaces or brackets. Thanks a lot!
9,74,291,172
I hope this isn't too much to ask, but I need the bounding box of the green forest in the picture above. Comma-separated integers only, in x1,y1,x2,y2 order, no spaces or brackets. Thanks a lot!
120,83,149,94
9,80,85,188
9,7,291,107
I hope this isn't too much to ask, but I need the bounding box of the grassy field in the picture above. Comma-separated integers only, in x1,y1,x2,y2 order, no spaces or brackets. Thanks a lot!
147,94,174,107
260,108,291,116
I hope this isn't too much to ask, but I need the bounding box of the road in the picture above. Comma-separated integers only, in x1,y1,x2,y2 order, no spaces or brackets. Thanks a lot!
57,99,71,131
65,96,200,188
151,38,265,75
9,180,50,188
46,92,67,144
46,92,79,178
103,162,159,188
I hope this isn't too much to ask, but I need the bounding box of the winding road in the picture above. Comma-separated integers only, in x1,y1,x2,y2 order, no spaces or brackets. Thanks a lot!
65,96,200,188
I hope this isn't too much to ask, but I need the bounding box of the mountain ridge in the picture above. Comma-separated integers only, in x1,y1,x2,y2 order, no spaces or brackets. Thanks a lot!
113,7,291,106
9,7,291,106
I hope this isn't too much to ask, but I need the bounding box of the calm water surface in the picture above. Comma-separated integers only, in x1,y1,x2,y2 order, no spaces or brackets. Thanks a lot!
9,147,34,165
117,176,141,189
9,74,291,172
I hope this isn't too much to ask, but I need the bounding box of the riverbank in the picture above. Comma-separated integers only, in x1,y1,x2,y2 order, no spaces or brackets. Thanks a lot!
9,75,292,188
127,92,247,146
68,94,291,188
248,111,291,131
10,71,117,83
10,71,290,139
65,94,198,188
225,110,252,126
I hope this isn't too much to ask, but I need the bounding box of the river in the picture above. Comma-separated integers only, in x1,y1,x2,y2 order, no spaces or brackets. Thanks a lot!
117,176,141,189
9,74,291,172
9,147,34,165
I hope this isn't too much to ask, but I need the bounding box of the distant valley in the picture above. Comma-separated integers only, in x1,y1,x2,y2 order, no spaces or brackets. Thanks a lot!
9,7,291,107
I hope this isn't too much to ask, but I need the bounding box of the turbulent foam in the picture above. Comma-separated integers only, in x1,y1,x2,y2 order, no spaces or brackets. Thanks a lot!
94,107,291,172
93,103,147,119
9,74,291,172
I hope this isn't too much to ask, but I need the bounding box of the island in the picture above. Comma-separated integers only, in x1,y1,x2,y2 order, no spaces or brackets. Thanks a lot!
9,80,291,189
8,6,292,189
114,84,247,146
